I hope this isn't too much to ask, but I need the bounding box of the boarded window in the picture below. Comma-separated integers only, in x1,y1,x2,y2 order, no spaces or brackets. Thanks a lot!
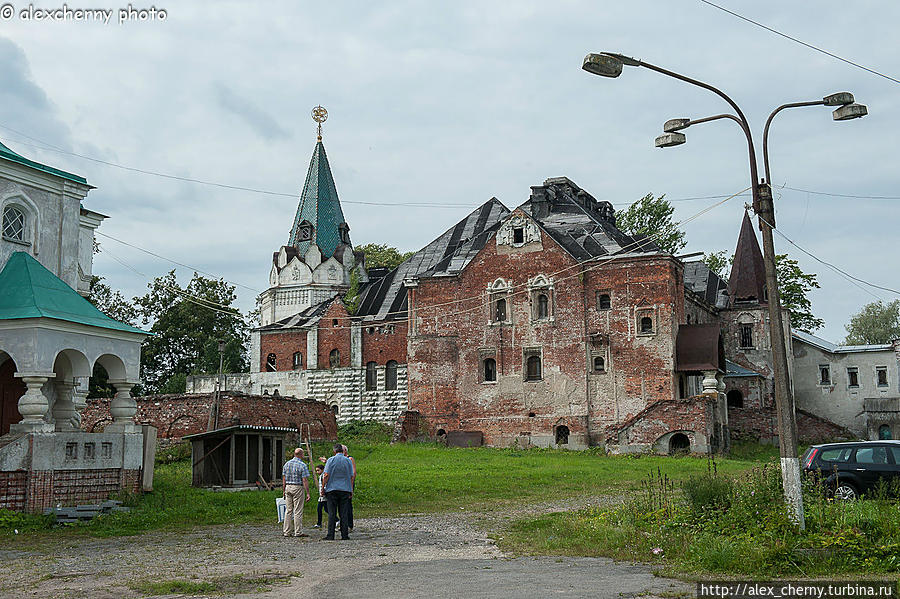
536,293,549,319
483,358,497,382
329,349,340,368
385,360,398,390
739,324,753,348
526,354,542,381
365,361,377,391
265,353,277,372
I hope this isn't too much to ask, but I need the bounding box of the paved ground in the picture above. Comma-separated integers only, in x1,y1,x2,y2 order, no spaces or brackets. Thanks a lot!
0,501,689,599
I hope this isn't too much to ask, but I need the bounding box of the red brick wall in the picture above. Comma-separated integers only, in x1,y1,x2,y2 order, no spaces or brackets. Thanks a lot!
729,406,855,444
19,468,142,513
259,330,307,372
361,320,408,365
83,393,338,441
317,301,352,368
0,471,26,510
407,214,684,447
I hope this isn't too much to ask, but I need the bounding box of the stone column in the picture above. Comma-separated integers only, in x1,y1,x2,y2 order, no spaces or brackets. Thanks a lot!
106,380,140,433
72,379,89,431
52,380,78,431
11,374,55,433
701,371,719,396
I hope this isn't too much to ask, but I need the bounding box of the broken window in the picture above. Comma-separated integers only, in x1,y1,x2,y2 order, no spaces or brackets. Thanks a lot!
495,298,507,322
329,349,340,368
639,316,654,334
385,360,398,390
877,366,889,388
597,293,611,311
727,390,744,408
525,353,542,381
513,227,524,244
365,361,377,391
739,324,753,348
819,364,831,385
483,358,497,382
536,293,549,320
265,353,277,372
847,367,859,388
292,352,302,370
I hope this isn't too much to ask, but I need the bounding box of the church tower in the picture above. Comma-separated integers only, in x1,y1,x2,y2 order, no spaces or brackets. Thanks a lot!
257,106,365,327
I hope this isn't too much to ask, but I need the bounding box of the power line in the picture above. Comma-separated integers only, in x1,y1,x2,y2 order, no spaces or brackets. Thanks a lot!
783,186,900,201
698,0,900,85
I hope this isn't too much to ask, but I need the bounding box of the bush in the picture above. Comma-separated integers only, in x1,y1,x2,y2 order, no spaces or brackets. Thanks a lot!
338,420,392,444
155,441,191,464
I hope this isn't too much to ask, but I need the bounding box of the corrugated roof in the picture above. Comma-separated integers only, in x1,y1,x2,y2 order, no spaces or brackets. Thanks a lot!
287,141,347,259
0,252,146,334
356,198,510,320
0,140,89,185
792,330,893,354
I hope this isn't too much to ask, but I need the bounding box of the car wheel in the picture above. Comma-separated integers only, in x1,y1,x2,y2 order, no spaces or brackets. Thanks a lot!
830,482,859,501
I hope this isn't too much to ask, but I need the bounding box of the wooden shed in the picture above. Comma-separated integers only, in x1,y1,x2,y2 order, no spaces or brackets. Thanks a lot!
184,425,296,489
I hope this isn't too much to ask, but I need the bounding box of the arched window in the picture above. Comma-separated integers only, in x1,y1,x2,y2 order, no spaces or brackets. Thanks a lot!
555,425,569,445
727,389,744,408
331,404,339,415
265,353,277,372
2,206,26,242
385,360,398,390
365,361,377,391
592,356,605,373
483,358,497,382
495,298,507,322
526,355,542,381
597,293,611,311
640,316,654,334
292,352,302,370
329,349,340,368
879,424,892,440
536,294,549,319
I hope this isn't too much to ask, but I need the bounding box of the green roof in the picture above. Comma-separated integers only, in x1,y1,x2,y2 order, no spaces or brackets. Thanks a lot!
0,252,146,335
0,140,89,186
287,141,348,258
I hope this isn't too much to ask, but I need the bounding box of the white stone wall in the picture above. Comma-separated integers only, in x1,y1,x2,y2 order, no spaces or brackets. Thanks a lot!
306,365,407,425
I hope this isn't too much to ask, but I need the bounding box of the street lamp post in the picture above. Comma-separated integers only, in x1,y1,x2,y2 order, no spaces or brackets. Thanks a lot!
583,52,867,529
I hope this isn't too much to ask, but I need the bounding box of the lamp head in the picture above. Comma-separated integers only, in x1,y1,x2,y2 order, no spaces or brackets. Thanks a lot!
823,92,854,106
663,118,691,133
655,132,686,148
582,53,623,78
832,103,867,121
217,339,226,352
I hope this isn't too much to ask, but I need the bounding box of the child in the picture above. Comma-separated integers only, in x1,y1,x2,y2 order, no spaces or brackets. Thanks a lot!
314,464,328,528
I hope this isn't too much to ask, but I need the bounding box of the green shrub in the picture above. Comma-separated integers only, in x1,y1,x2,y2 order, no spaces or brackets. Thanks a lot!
682,472,734,513
0,509,53,533
338,420,393,444
155,441,191,464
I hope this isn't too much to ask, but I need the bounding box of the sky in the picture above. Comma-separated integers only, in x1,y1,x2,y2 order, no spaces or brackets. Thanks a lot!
1,0,897,343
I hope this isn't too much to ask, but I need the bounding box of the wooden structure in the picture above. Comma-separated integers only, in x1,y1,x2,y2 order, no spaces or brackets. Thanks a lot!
184,425,295,489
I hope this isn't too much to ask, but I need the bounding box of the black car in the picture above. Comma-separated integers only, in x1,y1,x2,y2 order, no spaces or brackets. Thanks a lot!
801,441,900,500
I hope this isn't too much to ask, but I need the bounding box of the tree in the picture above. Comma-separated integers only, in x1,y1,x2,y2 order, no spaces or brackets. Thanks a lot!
844,300,900,345
135,270,248,394
87,275,139,325
775,254,823,334
356,243,414,270
616,193,687,255
343,268,362,315
703,251,731,281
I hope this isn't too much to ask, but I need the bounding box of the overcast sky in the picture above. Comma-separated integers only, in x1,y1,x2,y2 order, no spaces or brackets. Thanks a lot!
1,0,897,342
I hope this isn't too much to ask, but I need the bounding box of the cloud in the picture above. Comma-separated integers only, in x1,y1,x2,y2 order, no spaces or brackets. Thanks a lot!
213,82,290,141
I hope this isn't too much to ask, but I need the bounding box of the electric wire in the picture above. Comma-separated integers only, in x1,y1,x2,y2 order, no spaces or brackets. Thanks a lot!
698,0,900,85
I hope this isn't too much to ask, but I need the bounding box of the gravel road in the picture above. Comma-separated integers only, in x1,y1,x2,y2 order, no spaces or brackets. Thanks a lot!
0,497,689,599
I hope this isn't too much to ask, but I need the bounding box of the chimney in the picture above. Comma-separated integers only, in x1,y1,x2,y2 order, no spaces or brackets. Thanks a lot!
530,186,551,219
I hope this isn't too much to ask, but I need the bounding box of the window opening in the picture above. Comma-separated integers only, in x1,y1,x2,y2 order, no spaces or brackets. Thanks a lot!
555,425,569,445
483,358,497,382
592,356,605,373
877,366,889,388
739,324,753,348
639,316,653,334
879,424,892,440
526,355,542,381
365,361,377,391
597,293,611,310
2,206,25,242
329,349,340,368
847,367,859,388
265,353,277,372
385,360,398,390
513,227,524,244
727,389,744,408
292,352,302,370
495,298,507,322
536,293,549,319
819,365,831,385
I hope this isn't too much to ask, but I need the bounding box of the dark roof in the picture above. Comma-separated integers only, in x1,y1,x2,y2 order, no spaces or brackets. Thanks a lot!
0,252,147,335
519,177,660,261
728,210,767,305
256,295,337,331
725,359,763,378
0,140,89,186
356,198,510,320
676,323,725,373
683,260,728,308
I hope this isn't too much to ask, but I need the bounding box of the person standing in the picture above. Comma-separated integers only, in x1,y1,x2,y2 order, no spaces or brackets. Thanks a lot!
322,442,354,540
282,447,311,538
314,464,328,528
342,444,356,531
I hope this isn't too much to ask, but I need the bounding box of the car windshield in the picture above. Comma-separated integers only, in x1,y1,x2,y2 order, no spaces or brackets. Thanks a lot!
819,447,853,462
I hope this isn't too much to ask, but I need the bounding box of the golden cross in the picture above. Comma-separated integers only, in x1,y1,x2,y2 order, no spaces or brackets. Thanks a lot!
312,105,328,141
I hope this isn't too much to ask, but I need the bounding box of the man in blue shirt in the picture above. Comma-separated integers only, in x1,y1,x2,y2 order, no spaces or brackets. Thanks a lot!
282,447,310,537
322,442,355,540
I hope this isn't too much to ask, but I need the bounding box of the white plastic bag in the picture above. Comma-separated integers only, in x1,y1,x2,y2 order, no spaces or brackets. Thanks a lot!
276,497,286,523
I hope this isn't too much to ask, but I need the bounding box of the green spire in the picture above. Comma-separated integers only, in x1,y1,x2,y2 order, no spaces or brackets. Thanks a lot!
288,140,349,259
0,252,145,334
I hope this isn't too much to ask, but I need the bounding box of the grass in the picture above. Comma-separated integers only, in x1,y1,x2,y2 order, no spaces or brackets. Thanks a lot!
0,436,765,543
131,573,296,595
498,461,900,577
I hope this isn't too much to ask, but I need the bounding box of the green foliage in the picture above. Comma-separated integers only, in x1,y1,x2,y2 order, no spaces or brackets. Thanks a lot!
776,253,824,333
343,268,362,315
87,275,139,325
502,459,900,576
337,419,393,444
616,193,686,255
844,300,900,345
0,509,53,533
356,243,414,270
155,441,191,464
135,271,248,393
132,574,294,596
157,373,186,394
702,251,731,281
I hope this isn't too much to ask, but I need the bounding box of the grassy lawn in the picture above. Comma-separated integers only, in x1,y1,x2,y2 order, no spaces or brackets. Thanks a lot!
0,433,771,543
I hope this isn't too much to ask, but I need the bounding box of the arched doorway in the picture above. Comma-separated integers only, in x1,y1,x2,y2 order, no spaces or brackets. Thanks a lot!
555,425,570,445
669,433,690,454
0,353,24,436
726,390,744,408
